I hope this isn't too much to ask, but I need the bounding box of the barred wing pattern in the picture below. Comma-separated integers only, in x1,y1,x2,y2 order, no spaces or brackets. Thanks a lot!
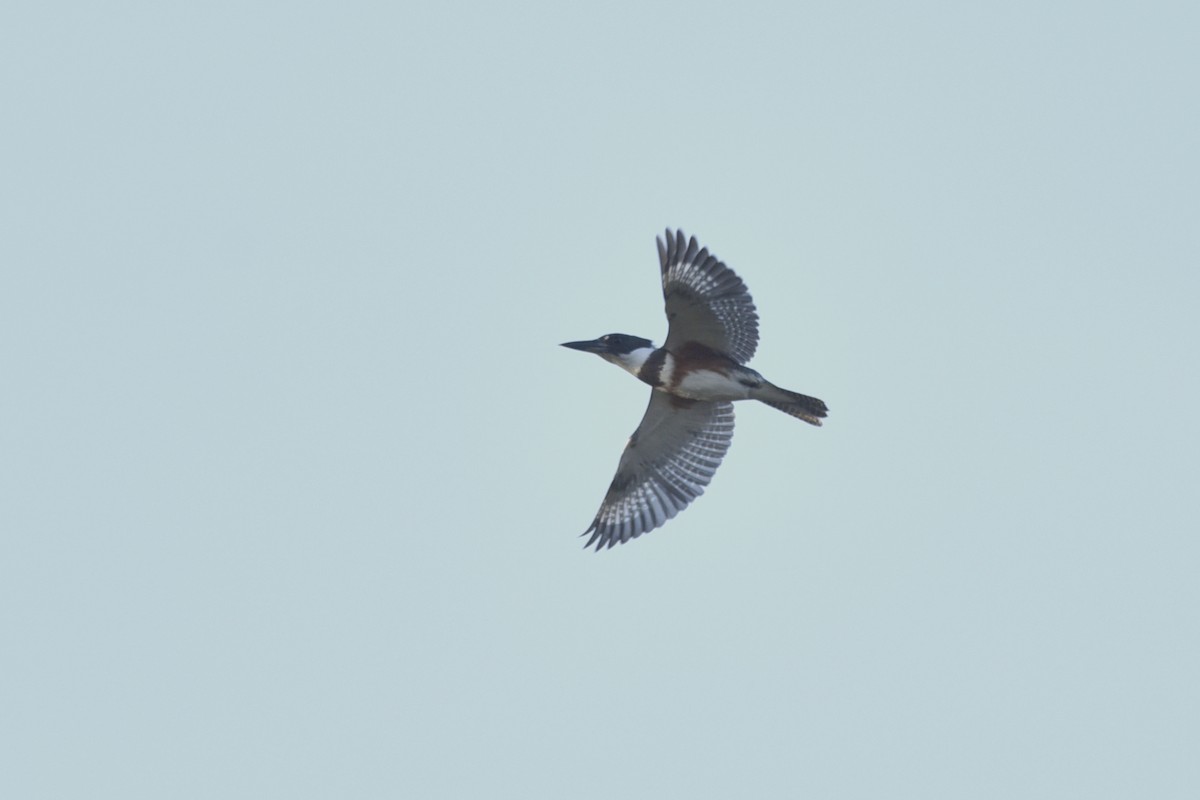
583,392,735,550
658,229,760,365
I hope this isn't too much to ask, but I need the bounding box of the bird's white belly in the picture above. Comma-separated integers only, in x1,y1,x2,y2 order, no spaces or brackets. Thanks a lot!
674,369,754,401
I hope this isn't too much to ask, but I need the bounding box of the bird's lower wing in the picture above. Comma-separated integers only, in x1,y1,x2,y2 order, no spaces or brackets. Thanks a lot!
583,391,735,550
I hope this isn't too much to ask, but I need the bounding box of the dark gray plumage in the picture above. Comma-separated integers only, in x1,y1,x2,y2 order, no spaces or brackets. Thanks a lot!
583,393,734,549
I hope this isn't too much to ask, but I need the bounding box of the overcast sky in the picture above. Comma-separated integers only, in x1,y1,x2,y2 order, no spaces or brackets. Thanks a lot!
3,2,1198,798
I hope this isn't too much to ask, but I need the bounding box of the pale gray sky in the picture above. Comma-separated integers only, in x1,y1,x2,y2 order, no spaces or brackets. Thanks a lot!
3,1,1198,798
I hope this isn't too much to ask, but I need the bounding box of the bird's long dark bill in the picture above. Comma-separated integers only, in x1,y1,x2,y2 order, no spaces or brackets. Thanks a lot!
561,339,606,353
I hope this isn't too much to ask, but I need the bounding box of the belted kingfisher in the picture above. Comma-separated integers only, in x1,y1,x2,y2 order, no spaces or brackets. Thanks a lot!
563,229,828,550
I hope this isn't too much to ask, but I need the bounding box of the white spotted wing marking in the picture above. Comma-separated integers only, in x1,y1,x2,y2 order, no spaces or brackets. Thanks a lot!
658,229,760,365
582,391,735,550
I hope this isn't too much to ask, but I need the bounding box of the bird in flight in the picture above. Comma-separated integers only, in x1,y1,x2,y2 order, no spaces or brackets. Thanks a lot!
562,229,828,550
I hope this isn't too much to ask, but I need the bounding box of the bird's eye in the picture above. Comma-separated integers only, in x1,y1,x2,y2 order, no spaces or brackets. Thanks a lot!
602,335,611,342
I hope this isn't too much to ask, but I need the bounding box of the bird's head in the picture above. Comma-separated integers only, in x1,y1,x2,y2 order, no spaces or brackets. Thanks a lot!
561,333,656,375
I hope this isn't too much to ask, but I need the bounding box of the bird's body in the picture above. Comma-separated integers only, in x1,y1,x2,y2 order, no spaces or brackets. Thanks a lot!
563,229,827,550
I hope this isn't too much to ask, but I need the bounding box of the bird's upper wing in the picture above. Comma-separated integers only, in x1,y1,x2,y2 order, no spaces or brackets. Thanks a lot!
658,229,759,364
583,391,735,550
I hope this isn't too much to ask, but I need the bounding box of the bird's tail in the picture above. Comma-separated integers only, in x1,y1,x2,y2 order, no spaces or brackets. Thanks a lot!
752,382,828,426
